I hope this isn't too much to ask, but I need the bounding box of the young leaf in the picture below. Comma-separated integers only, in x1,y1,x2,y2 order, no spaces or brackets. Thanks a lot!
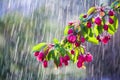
32,43,47,52
112,16,119,30
59,47,66,56
64,25,70,35
54,56,60,67
81,24,88,38
79,46,85,54
53,38,59,44
47,50,55,60
93,25,99,36
87,36,99,44
73,48,79,63
87,7,96,16
108,28,115,35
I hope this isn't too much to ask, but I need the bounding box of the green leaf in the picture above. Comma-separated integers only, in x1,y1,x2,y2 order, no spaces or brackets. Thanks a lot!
79,14,84,20
93,25,103,36
108,16,119,35
32,43,47,52
112,16,119,30
54,55,60,67
87,7,96,16
53,38,59,44
108,24,115,32
79,47,85,54
59,47,66,56
93,25,99,36
81,24,88,38
108,28,114,35
88,28,94,37
98,26,103,34
79,14,87,21
87,36,99,44
64,25,70,35
47,50,55,60
73,48,79,63
66,50,72,60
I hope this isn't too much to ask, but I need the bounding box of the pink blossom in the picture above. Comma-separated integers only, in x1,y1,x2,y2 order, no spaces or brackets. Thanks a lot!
109,18,114,24
43,60,48,68
94,17,102,26
68,28,74,34
85,53,93,62
34,51,39,57
37,52,44,62
77,61,83,68
67,34,77,43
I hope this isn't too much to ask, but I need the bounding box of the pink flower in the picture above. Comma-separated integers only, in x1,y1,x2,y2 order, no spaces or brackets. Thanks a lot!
78,55,85,63
60,56,64,63
85,53,93,62
71,50,75,55
109,18,114,24
75,41,80,47
77,61,83,68
64,61,68,66
67,34,77,43
37,52,44,62
103,24,108,30
43,60,48,68
87,22,92,28
64,55,70,61
80,37,85,43
68,28,74,34
108,10,114,16
83,14,87,18
94,17,102,26
58,62,62,67
34,51,39,57
102,36,110,44
96,35,101,42
68,21,74,26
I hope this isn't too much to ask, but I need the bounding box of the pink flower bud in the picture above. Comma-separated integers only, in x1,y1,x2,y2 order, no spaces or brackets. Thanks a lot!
60,56,64,63
80,37,85,43
68,21,74,26
108,10,114,16
71,50,75,55
67,34,77,43
94,17,102,26
85,53,93,62
58,62,62,67
102,36,110,44
64,55,70,61
78,55,85,63
64,61,68,66
96,35,101,42
103,24,108,30
37,52,44,62
68,28,74,34
77,61,83,68
43,60,48,68
75,41,80,47
83,14,87,18
87,22,92,28
109,18,114,24
34,51,39,57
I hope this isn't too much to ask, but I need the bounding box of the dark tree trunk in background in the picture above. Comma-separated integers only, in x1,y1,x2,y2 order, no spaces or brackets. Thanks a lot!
86,0,120,79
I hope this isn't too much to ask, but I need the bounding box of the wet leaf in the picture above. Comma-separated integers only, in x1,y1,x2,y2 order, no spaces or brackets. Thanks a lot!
87,7,96,16
32,43,47,52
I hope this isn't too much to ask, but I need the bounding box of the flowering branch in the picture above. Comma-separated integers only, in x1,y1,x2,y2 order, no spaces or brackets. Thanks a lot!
32,0,120,68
